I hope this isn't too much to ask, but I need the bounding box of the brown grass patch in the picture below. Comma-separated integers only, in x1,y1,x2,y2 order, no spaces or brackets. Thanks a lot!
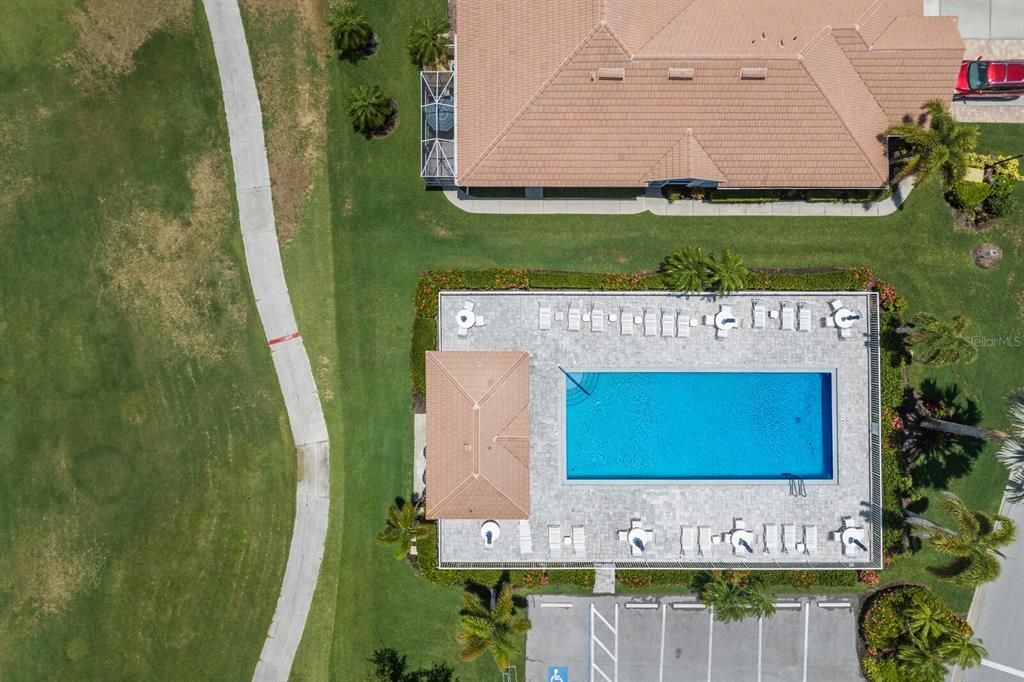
242,0,327,242
0,497,106,645
101,154,247,362
62,0,192,93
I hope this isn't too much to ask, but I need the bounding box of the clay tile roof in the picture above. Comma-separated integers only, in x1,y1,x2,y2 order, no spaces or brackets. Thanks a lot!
425,351,530,520
454,0,963,189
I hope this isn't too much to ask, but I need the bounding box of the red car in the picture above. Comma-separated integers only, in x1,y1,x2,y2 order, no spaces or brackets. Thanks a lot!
956,59,1024,97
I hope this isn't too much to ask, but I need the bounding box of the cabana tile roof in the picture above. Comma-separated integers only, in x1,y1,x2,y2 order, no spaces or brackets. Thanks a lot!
425,351,531,520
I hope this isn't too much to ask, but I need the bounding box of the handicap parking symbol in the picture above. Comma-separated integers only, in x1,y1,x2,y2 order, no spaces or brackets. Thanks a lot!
547,665,568,682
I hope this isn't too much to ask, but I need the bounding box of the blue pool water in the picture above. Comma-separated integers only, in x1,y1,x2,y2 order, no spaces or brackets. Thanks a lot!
565,371,834,480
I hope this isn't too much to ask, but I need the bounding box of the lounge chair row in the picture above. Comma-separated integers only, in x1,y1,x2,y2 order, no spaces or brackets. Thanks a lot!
539,301,830,334
680,523,819,556
547,524,585,558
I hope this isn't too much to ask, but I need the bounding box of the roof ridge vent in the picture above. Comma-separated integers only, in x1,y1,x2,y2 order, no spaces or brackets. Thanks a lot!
740,67,768,80
668,67,694,80
597,67,625,80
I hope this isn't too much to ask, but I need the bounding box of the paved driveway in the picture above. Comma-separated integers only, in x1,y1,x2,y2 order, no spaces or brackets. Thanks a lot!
926,0,1024,39
526,595,861,682
956,499,1024,682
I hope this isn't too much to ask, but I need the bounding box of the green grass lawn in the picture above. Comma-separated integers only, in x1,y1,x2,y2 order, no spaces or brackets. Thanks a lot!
0,2,293,678
277,1,1024,677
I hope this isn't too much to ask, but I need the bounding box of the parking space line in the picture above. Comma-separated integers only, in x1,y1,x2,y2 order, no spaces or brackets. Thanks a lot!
802,602,810,682
757,616,763,682
707,607,714,682
982,659,1024,679
590,602,618,682
659,604,667,682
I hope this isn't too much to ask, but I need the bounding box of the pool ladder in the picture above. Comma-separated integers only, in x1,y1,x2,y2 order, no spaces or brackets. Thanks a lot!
784,473,807,497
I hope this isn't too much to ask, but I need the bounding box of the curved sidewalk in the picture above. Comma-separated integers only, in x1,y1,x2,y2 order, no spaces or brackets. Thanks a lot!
202,1,330,680
444,176,916,217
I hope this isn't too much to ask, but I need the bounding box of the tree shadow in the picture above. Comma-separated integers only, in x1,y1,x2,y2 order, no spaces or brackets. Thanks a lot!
907,380,985,489
366,647,457,682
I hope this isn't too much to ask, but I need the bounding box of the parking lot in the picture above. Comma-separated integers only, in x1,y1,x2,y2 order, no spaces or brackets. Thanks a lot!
526,595,862,682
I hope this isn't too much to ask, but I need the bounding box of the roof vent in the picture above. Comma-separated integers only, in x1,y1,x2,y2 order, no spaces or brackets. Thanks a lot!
597,67,625,80
740,67,768,80
668,67,695,80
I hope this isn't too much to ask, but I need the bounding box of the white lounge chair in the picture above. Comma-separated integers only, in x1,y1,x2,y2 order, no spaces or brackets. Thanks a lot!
677,310,690,337
824,316,836,328
464,300,475,311
572,525,586,556
457,326,468,338
697,526,712,557
661,308,675,337
716,326,729,339
548,525,562,559
803,525,818,555
782,524,797,553
781,304,795,331
519,520,532,554
538,303,552,330
763,523,779,553
830,298,844,312
475,314,486,327
644,307,657,336
704,314,715,326
568,302,581,331
798,303,812,332
681,526,697,556
839,327,852,339
591,306,605,333
620,306,633,335
734,518,747,530
753,302,767,329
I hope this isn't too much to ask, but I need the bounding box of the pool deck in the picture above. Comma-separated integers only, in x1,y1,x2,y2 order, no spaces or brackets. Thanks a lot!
435,290,882,569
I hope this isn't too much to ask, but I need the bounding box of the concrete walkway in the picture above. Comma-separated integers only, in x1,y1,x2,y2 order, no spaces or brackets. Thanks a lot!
202,1,330,681
444,176,916,217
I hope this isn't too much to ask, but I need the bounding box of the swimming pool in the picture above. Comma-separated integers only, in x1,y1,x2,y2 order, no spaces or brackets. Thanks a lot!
564,370,835,481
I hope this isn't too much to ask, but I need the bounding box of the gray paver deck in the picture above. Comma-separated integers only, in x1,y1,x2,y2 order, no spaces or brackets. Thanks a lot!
436,291,880,569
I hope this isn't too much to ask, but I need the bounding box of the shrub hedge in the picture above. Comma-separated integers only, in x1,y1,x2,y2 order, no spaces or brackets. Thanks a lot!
860,584,970,652
949,180,992,213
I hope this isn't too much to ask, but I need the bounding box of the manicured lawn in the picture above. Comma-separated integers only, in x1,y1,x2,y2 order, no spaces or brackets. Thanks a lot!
0,3,293,679
281,1,1023,677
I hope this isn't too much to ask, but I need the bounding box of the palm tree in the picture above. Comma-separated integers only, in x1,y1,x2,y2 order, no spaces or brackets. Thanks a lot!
937,634,987,670
699,575,775,622
887,99,979,186
376,501,429,559
908,492,1017,586
348,85,393,136
327,2,373,57
904,313,978,367
997,390,1024,479
456,584,531,670
708,248,748,295
407,17,450,69
906,602,952,642
896,638,949,682
661,245,711,292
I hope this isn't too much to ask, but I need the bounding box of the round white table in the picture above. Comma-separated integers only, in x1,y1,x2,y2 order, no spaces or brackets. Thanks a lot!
841,527,865,549
834,308,855,329
731,530,755,552
714,311,737,330
626,527,649,550
457,309,476,329
480,520,500,546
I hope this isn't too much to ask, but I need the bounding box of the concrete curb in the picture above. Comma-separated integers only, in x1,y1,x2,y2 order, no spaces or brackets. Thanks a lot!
443,177,917,217
201,1,330,680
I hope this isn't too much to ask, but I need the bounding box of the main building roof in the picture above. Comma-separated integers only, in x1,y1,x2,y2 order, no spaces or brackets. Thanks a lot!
454,0,963,188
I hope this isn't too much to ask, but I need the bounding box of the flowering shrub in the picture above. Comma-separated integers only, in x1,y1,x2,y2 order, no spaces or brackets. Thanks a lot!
965,152,1024,181
415,269,467,316
789,570,816,588
851,267,875,290
600,272,646,290
857,569,880,587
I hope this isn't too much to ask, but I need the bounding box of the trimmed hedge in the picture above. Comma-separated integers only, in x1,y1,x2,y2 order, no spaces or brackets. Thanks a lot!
950,180,991,212
410,316,436,398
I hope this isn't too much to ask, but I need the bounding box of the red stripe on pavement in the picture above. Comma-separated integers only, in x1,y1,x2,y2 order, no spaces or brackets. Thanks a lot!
268,331,301,346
